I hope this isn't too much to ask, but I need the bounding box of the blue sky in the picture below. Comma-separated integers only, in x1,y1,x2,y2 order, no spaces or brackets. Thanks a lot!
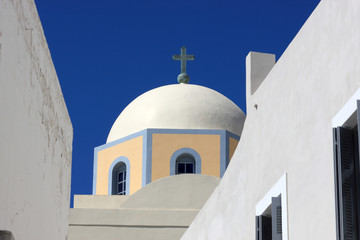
35,0,320,207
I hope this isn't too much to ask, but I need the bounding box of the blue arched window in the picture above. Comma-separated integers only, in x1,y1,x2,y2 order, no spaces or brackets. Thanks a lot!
112,162,127,195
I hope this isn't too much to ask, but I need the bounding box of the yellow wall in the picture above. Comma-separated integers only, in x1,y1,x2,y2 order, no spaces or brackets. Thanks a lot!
95,132,238,196
95,136,143,195
151,134,221,181
229,137,239,162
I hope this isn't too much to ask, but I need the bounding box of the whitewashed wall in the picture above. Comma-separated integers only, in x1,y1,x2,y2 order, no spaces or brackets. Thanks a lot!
0,0,72,239
182,0,360,239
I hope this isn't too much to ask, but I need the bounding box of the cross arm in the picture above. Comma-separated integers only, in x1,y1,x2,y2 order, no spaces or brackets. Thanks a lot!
172,55,195,60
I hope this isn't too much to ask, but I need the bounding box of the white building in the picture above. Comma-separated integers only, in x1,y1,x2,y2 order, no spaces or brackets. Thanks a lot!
182,0,360,239
0,1,72,240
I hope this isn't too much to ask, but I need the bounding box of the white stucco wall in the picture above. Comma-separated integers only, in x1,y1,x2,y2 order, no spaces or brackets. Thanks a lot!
181,0,360,239
0,0,73,239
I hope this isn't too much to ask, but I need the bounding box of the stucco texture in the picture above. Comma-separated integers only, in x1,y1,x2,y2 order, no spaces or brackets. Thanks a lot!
107,84,245,142
69,175,220,240
95,136,143,195
181,0,360,239
0,0,73,239
152,133,221,180
228,137,239,162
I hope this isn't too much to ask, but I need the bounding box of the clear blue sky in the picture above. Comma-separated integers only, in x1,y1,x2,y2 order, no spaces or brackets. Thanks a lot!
35,0,320,207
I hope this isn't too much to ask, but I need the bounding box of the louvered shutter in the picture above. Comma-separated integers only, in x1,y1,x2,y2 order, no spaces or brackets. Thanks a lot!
271,196,282,240
334,128,342,240
256,215,271,240
256,216,259,240
334,126,358,240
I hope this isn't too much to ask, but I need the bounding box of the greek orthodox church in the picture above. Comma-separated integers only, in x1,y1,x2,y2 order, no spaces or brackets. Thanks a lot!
2,0,360,240
68,48,246,239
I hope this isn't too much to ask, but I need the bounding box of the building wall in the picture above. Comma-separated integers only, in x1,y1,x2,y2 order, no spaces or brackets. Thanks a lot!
228,137,239,162
151,133,221,180
0,0,73,240
181,0,360,239
94,129,239,196
94,136,143,195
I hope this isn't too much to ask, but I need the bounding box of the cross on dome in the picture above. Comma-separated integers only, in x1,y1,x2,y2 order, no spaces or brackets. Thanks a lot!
172,47,195,84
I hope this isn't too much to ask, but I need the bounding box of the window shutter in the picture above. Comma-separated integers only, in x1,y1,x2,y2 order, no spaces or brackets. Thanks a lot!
334,128,342,240
256,215,271,240
334,126,358,240
256,216,259,240
0,231,14,240
271,196,282,240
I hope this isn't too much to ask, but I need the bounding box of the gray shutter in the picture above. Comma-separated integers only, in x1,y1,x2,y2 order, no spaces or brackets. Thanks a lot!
333,128,342,240
271,196,282,240
256,215,271,240
256,216,259,240
357,100,360,234
334,126,357,240
0,231,14,240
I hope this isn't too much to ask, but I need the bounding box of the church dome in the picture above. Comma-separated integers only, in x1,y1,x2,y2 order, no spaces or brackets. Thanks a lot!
107,84,245,143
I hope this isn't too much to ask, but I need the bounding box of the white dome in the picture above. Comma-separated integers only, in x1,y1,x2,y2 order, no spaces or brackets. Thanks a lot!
107,84,245,143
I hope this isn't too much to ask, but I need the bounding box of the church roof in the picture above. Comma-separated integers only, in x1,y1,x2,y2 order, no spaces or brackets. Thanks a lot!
107,83,245,143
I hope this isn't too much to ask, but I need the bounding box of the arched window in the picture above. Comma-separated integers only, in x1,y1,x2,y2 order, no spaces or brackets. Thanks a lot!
170,148,201,175
112,162,126,195
175,153,195,174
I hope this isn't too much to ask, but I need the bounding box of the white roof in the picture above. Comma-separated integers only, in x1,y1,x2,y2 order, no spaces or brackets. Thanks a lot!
107,84,245,143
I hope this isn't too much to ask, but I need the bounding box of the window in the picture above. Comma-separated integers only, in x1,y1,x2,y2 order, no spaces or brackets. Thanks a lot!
0,231,14,240
256,174,288,240
108,157,130,195
112,162,126,195
333,100,360,240
170,148,201,175
256,196,282,240
175,153,195,174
